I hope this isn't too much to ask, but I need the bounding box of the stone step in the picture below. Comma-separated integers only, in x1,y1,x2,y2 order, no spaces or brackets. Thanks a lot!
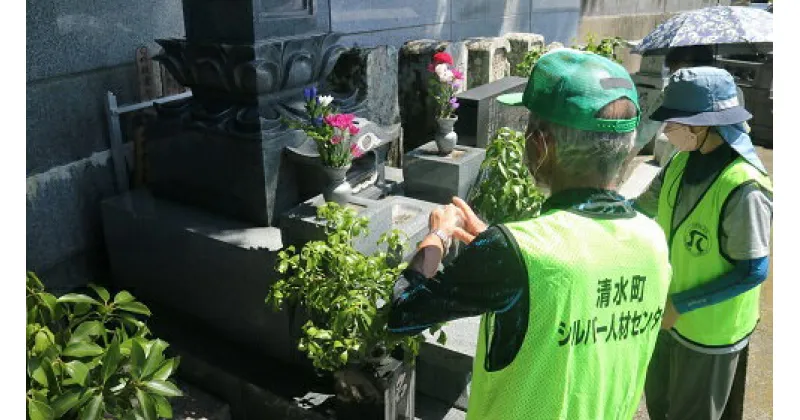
416,317,481,412
415,392,467,420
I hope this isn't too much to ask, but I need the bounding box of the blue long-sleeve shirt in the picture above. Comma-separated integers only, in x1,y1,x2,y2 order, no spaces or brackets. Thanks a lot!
672,256,769,314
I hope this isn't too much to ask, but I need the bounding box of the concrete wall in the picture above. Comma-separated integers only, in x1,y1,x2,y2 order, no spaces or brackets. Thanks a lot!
26,0,186,291
335,0,581,48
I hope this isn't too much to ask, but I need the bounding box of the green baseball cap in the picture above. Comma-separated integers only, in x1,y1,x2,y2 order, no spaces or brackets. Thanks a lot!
497,48,640,133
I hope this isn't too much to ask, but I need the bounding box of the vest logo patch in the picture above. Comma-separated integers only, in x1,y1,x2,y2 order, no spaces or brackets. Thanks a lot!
684,223,711,256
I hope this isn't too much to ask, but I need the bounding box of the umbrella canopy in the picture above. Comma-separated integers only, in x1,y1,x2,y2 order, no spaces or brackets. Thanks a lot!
633,6,772,56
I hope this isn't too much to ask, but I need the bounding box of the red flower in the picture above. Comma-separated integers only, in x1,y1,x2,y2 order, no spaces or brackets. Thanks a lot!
433,52,454,66
348,125,360,136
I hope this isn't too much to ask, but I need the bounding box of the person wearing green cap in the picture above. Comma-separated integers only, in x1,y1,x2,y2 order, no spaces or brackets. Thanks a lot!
387,48,672,419
634,66,772,420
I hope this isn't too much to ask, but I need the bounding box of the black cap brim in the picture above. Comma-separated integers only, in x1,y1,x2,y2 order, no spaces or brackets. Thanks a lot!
649,106,753,127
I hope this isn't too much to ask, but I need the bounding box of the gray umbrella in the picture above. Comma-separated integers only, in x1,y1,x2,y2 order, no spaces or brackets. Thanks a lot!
633,6,772,56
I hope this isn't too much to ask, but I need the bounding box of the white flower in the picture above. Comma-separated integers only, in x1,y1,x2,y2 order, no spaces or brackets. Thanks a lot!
318,95,334,107
439,70,455,83
435,63,449,77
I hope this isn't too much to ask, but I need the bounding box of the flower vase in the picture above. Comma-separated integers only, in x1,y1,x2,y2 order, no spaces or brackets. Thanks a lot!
322,164,352,205
435,117,458,155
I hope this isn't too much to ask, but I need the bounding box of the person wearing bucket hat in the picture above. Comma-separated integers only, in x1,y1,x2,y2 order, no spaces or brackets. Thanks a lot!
629,45,749,171
387,49,671,420
635,67,773,420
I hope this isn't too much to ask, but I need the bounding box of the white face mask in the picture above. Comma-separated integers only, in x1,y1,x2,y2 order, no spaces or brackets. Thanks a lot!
664,125,699,152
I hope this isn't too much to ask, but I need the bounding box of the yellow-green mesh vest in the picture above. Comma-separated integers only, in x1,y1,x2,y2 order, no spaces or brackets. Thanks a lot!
657,152,772,347
467,210,672,420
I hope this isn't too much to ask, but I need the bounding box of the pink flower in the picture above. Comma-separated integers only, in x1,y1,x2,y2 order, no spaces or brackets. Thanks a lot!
331,135,342,145
452,69,464,80
324,113,356,130
350,143,364,158
348,125,360,136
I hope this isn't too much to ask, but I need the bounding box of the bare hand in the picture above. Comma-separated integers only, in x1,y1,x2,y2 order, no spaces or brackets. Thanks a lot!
428,204,466,238
451,197,487,244
660,298,679,330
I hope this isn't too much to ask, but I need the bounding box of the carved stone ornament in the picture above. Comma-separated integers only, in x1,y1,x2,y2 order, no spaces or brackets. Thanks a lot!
152,32,368,139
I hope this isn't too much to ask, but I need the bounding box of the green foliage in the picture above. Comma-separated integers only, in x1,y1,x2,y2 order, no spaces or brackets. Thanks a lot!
266,203,445,372
467,128,545,225
572,33,624,63
26,272,182,420
513,44,547,77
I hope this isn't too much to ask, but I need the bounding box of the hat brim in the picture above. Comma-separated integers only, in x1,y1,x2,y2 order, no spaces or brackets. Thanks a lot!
649,106,753,126
496,93,524,106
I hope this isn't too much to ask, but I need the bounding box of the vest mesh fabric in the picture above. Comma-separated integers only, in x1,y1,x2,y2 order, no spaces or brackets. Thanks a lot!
467,210,671,420
657,152,772,346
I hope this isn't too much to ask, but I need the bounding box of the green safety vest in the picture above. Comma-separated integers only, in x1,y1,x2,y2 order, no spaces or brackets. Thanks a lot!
657,152,772,347
467,209,672,420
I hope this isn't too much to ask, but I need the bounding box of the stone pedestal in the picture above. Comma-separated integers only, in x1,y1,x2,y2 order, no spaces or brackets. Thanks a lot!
101,190,296,362
402,142,486,205
280,194,437,261
454,77,528,149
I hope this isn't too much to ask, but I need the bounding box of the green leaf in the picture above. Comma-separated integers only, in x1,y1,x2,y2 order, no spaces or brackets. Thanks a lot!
113,290,136,305
102,338,122,384
88,284,110,303
141,340,168,379
130,340,146,379
70,320,105,343
152,358,177,381
78,394,103,420
136,389,157,420
51,390,82,418
63,342,104,358
116,301,151,316
34,330,52,354
152,394,174,419
40,293,59,321
142,380,183,397
28,400,54,420
58,293,101,305
73,302,91,316
64,360,90,386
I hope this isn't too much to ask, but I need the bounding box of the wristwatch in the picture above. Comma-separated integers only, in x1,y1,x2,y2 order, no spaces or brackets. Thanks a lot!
431,229,452,252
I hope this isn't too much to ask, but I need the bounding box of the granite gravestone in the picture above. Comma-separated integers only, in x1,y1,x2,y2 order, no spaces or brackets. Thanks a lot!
102,1,419,418
454,76,529,148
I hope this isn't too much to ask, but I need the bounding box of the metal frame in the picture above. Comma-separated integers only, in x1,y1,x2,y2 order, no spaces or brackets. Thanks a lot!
104,90,193,193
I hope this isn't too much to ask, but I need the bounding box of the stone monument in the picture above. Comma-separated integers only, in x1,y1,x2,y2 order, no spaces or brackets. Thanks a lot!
101,1,436,418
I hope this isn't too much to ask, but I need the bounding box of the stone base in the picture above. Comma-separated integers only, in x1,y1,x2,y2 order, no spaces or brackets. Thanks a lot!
417,317,480,412
100,189,300,363
402,142,486,205
280,194,437,261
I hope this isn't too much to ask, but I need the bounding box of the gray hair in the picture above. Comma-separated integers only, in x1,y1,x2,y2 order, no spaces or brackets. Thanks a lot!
526,113,635,186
